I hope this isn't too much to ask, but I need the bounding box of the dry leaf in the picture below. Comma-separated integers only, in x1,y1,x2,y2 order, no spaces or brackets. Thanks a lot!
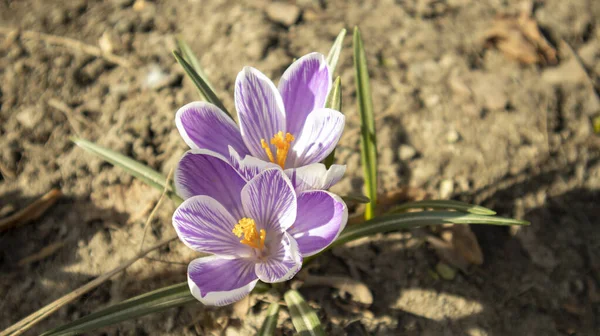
303,275,373,307
483,5,557,65
426,235,470,271
443,224,484,265
427,224,484,270
0,189,62,232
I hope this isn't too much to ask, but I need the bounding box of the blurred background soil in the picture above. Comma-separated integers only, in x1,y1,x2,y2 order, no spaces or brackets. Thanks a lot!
1,0,599,335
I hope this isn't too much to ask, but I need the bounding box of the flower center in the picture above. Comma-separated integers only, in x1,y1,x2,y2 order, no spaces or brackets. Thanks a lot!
232,217,266,250
261,131,294,168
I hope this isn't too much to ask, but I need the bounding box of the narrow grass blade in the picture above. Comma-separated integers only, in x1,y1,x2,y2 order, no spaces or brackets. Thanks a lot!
40,283,195,336
323,76,342,168
175,37,216,94
72,138,183,205
389,200,496,215
257,302,280,336
331,211,529,248
326,28,347,75
173,50,232,119
353,27,378,220
341,194,370,204
40,281,271,336
284,290,325,336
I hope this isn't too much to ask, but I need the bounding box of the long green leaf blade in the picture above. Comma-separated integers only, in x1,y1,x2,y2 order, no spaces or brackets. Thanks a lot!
341,194,370,204
41,281,272,336
326,28,347,75
353,27,378,220
284,290,325,336
323,76,342,168
256,302,280,336
41,283,195,336
73,138,183,205
173,50,232,119
331,211,529,248
175,37,217,95
389,200,496,215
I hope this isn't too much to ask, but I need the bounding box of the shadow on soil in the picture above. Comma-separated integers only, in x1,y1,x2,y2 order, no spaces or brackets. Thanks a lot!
302,151,600,335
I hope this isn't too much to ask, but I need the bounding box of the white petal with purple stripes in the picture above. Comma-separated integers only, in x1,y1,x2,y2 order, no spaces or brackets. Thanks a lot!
286,163,346,192
235,67,287,162
288,190,348,256
278,52,331,137
255,232,302,283
174,150,246,219
188,256,258,306
288,108,345,167
176,102,248,158
173,195,252,257
241,169,297,233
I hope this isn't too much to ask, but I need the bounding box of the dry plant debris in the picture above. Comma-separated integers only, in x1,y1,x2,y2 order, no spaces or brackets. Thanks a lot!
483,4,557,65
0,189,62,233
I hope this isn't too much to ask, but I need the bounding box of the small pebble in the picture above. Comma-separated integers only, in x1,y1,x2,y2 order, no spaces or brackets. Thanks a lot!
439,179,454,199
266,2,301,27
398,144,417,161
446,129,460,143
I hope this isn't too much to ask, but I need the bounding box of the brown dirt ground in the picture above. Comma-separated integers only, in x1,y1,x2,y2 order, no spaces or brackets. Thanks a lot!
1,0,600,335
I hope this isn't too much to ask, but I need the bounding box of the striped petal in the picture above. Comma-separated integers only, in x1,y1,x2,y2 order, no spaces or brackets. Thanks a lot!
255,232,302,283
235,67,286,162
173,195,252,257
176,102,248,157
288,190,348,256
188,256,258,306
278,52,331,137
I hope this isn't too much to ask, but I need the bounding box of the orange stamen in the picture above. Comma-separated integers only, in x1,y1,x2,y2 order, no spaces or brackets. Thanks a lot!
232,218,266,250
260,131,294,168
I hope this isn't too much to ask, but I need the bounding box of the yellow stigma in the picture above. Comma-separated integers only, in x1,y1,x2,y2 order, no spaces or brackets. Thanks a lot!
232,217,266,250
261,131,294,168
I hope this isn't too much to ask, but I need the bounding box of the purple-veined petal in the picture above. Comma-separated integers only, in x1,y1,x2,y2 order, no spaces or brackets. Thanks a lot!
288,108,345,167
288,190,348,256
188,255,258,306
176,101,249,157
227,146,280,181
235,67,286,161
286,163,346,192
173,195,252,257
175,150,246,219
278,52,331,137
279,53,331,136
241,169,296,233
255,232,302,283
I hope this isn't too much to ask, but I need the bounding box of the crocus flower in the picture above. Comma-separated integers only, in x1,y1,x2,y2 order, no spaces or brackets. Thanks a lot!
175,52,346,191
173,151,348,306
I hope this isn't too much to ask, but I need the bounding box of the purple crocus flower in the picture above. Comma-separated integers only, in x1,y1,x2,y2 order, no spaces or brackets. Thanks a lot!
173,151,348,306
175,52,346,191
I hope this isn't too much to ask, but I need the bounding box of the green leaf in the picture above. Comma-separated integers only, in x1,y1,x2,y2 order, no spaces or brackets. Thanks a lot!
323,76,342,168
256,302,280,336
341,194,371,204
331,211,529,248
73,138,183,205
353,27,378,220
284,290,325,336
326,28,347,75
175,37,217,94
389,200,496,215
41,281,272,336
41,283,196,336
173,50,232,119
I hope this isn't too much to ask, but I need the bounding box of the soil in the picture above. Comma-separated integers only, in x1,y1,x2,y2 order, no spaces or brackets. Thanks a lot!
1,0,600,335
